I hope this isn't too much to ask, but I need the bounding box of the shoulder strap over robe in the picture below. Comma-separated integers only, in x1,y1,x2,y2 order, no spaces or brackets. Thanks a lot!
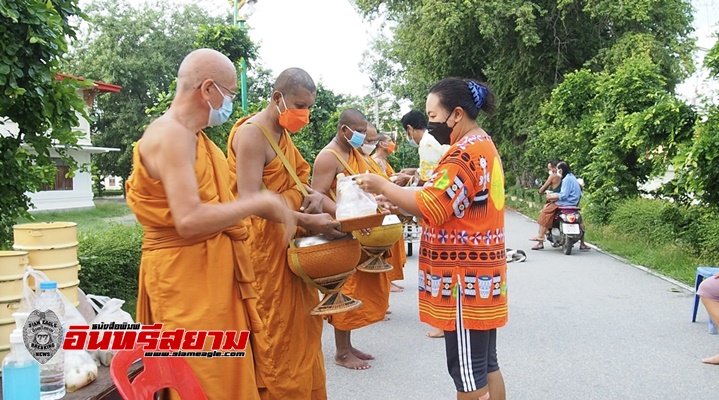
322,149,357,176
247,122,309,197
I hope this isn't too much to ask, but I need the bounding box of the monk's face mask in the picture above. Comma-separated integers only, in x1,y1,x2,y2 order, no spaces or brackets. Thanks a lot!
276,93,310,133
207,82,234,127
385,141,396,154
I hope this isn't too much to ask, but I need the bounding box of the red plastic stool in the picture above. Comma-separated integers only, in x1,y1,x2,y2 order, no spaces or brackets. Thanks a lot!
110,345,208,400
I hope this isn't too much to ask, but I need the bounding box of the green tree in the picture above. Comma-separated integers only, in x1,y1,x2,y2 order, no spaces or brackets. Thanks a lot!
67,0,224,190
665,31,719,207
146,22,259,152
0,0,88,247
532,53,696,222
352,0,695,185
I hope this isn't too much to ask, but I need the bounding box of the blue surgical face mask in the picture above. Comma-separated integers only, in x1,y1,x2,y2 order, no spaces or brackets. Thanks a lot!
406,134,420,148
344,125,366,149
207,82,234,127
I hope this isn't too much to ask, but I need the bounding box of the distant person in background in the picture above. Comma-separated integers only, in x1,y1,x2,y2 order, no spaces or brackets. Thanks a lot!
698,272,719,364
529,160,562,241
371,133,394,175
395,109,451,187
538,160,561,195
532,161,588,251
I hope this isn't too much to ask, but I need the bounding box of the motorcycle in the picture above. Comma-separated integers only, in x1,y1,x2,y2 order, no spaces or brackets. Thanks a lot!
545,206,584,255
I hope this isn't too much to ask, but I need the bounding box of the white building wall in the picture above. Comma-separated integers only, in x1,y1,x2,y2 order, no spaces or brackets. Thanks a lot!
1,92,105,212
27,149,95,212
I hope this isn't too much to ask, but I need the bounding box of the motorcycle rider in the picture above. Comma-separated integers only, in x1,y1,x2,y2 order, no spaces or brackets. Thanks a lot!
532,161,586,250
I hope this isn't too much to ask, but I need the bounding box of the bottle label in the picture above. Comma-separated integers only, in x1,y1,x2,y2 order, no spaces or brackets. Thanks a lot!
22,309,63,364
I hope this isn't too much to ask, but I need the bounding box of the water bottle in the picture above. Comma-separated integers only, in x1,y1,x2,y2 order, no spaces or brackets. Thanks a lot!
35,281,66,400
2,314,41,400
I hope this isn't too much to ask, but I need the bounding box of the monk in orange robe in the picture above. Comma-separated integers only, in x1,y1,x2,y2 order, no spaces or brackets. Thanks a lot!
312,109,391,370
125,49,296,400
365,128,406,296
227,68,344,400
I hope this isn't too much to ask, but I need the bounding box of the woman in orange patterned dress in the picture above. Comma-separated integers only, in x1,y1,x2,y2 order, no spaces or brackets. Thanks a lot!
355,77,507,400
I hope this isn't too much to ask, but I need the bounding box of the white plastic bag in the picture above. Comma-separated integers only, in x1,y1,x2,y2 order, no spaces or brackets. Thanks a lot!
64,349,98,392
85,294,135,366
336,174,378,220
21,266,88,327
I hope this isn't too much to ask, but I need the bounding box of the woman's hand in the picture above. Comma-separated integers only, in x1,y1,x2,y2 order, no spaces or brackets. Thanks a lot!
354,173,388,195
375,194,398,213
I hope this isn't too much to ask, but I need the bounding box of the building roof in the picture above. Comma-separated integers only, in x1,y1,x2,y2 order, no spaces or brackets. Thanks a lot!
55,73,122,93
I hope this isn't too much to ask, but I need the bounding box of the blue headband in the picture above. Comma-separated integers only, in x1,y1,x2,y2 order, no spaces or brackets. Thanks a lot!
467,81,488,110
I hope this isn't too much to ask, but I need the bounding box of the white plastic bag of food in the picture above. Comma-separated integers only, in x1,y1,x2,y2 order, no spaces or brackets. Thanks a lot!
85,294,135,366
335,174,378,220
65,350,98,392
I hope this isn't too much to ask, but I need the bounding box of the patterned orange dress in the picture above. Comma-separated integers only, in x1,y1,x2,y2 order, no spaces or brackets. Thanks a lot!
415,133,508,331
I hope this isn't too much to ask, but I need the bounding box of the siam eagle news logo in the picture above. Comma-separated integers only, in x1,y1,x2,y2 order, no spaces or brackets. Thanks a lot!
22,310,249,359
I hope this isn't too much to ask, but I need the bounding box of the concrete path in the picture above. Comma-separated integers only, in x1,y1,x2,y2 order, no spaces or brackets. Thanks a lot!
321,211,718,399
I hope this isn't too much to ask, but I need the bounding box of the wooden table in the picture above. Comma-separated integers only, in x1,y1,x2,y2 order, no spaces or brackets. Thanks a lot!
0,362,143,400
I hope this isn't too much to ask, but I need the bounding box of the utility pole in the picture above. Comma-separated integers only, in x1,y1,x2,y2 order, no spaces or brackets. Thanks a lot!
370,77,380,128
232,0,250,113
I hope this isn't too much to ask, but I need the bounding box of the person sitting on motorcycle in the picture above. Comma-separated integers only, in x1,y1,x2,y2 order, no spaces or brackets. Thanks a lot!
529,160,561,241
537,160,561,196
531,161,584,250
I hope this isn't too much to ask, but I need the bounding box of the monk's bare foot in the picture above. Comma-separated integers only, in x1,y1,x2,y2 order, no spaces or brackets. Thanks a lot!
383,315,391,321
385,309,392,314
335,352,371,370
350,346,375,360
701,354,719,364
426,328,444,338
391,283,404,292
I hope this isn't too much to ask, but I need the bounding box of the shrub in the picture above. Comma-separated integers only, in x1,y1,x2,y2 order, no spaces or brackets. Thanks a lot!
608,198,675,244
78,223,142,314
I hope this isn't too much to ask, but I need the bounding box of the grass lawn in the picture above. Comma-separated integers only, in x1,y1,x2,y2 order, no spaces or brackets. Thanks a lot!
18,201,139,317
18,201,134,233
506,196,698,286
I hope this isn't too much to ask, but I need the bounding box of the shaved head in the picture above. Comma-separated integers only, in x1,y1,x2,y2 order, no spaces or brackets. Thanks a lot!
338,108,366,129
177,48,236,93
274,68,316,96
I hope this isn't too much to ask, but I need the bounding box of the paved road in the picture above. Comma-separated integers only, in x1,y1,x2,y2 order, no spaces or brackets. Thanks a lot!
321,211,718,399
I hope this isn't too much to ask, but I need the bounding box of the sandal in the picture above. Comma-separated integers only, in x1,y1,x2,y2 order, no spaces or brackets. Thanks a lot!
531,242,544,250
580,244,591,251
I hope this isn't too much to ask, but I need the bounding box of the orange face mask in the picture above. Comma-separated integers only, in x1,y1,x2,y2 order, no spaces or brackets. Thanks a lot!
276,93,310,133
386,142,396,154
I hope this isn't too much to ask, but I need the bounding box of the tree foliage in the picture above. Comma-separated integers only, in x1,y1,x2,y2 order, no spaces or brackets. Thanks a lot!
0,0,88,247
67,0,225,187
146,22,258,152
665,32,719,207
352,0,695,186
533,51,696,222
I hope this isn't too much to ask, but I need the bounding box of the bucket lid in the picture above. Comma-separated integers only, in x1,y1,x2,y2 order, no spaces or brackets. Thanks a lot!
12,221,77,230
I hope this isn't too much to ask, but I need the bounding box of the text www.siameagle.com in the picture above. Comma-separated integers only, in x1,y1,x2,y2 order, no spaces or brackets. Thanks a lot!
145,350,246,358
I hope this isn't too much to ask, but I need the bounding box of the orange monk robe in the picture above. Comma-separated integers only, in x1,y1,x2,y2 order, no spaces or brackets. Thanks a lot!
365,155,407,280
227,117,326,400
126,132,262,400
323,149,391,331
